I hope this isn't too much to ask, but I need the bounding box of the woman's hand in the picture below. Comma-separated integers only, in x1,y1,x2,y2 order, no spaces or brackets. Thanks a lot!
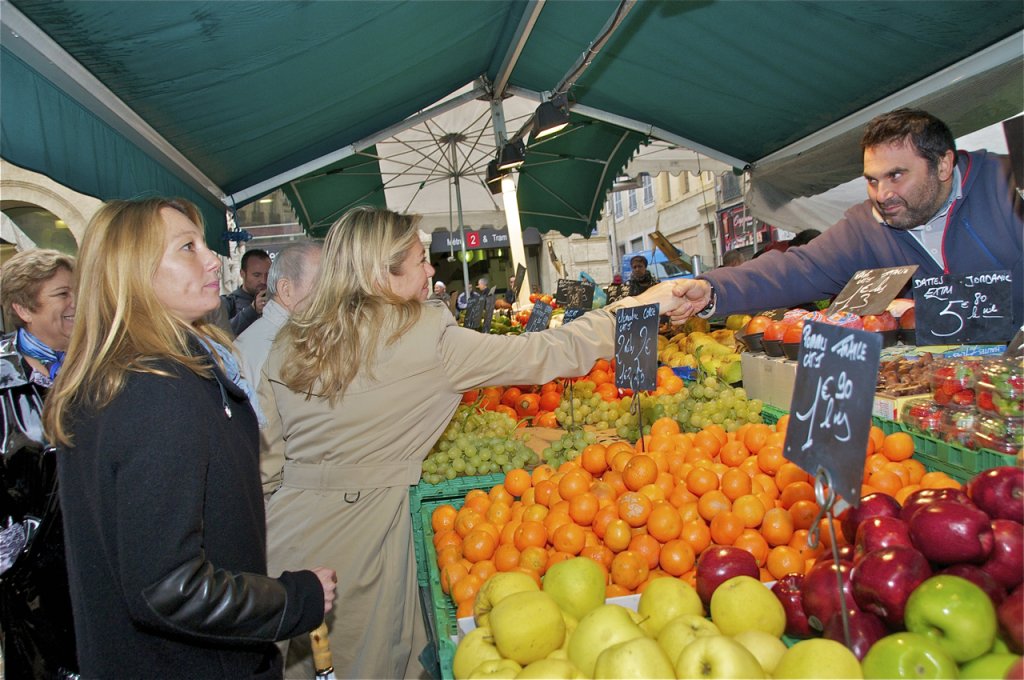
311,567,337,614
632,279,712,324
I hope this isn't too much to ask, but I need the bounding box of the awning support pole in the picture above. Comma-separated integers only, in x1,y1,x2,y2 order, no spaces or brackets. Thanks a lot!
448,139,472,306
489,100,531,307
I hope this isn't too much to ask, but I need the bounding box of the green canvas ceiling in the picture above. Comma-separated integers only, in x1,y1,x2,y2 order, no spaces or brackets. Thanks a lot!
2,0,1021,247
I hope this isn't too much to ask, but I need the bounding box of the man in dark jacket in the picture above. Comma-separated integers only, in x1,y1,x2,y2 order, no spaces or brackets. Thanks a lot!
670,109,1023,331
627,255,659,297
222,249,271,335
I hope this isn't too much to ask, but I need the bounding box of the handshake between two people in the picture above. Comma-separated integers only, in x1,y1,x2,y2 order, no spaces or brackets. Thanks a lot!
627,279,714,325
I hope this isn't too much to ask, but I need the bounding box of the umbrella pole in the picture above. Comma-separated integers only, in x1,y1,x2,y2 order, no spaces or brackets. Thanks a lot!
449,139,472,304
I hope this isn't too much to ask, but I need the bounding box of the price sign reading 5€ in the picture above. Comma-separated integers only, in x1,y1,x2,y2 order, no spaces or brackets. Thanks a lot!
784,321,882,507
614,304,659,392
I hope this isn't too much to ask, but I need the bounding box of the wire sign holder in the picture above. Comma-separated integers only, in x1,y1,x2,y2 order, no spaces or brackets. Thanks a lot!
783,321,882,651
615,304,659,452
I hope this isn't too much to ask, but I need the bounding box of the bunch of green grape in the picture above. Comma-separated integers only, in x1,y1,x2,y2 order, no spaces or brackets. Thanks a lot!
677,379,763,433
421,405,536,484
541,428,599,469
552,381,633,430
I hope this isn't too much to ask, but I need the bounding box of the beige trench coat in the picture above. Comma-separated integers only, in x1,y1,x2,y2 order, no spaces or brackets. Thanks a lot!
259,299,634,679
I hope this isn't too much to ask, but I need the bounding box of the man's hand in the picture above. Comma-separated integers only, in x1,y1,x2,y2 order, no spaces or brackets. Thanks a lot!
254,289,269,315
666,279,712,325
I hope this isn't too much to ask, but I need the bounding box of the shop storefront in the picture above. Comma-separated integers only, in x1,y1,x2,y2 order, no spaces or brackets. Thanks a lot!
428,225,543,294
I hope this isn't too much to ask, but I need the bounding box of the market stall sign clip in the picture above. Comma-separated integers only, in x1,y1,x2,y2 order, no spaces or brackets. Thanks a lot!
826,265,918,316
784,321,882,508
912,269,1014,344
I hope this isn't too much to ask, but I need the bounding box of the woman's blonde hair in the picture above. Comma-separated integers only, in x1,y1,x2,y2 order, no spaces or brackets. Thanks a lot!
44,198,231,445
1,249,76,330
278,206,422,403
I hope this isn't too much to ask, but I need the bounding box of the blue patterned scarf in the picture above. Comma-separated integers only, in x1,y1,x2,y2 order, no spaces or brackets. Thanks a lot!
16,328,65,382
201,337,267,429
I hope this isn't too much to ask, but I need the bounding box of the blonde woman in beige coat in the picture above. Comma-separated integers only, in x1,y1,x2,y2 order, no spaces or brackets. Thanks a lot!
258,207,693,679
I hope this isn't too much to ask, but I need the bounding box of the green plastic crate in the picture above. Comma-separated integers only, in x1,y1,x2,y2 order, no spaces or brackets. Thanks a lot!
761,404,786,426
418,498,466,680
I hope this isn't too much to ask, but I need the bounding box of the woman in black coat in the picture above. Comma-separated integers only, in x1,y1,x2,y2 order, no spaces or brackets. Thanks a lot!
43,198,336,679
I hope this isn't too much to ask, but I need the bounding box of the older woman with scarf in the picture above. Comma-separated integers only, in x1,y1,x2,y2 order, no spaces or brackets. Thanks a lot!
43,198,335,679
0,248,79,678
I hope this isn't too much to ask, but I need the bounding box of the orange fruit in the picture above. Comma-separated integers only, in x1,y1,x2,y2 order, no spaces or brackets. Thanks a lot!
519,545,549,575
647,503,684,543
693,430,722,457
534,479,558,507
882,462,911,486
543,510,572,536
719,441,751,467
732,494,767,529
761,507,795,546
733,529,770,567
603,518,633,553
580,444,609,475
617,492,653,528
436,544,462,569
680,519,711,554
651,417,681,438
789,529,825,560
464,489,491,515
489,484,514,505
493,543,521,572
591,505,620,539
486,501,512,526
522,503,549,523
920,471,961,490
513,566,543,588
580,544,614,570
668,485,698,509
610,550,649,590
531,464,555,485
868,426,886,455
779,481,815,509
788,499,821,531
628,533,662,570
686,467,720,496
451,573,482,605
894,483,922,505
440,561,469,595
623,455,659,491
756,445,786,475
766,545,805,580
504,468,532,497
605,441,635,467
513,521,547,551
696,490,731,522
455,508,485,538
606,583,632,598
568,492,600,526
431,504,458,534
901,459,927,485
551,522,586,555
659,539,696,576
775,463,811,491
721,468,753,501
743,424,772,454
558,470,591,500
462,529,498,563
710,510,745,545
868,470,903,496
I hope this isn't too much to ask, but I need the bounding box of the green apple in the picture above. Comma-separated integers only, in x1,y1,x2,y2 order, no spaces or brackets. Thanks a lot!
542,557,606,621
475,571,540,627
959,652,1021,679
673,634,765,679
465,658,522,680
488,591,565,666
904,575,998,663
637,577,704,636
593,636,675,679
567,604,645,677
861,632,958,679
774,638,863,679
656,613,721,665
515,657,583,679
733,630,789,674
454,626,503,680
710,575,786,638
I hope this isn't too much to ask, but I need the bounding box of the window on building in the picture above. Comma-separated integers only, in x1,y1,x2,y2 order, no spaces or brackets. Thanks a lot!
627,189,638,214
613,192,623,220
630,237,643,251
642,174,655,207
720,172,741,201
680,172,690,194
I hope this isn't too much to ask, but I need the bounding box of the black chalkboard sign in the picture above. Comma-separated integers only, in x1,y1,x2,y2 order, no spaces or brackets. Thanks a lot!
512,264,527,302
482,294,497,334
614,304,659,391
556,279,595,310
762,308,789,321
464,296,486,332
912,270,1015,344
562,308,586,324
826,265,918,316
524,301,553,332
784,322,882,507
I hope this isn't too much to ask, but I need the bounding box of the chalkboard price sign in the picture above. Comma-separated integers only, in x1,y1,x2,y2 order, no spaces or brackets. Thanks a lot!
614,304,659,391
524,301,553,332
556,279,595,310
464,296,486,332
784,321,882,507
912,270,1015,344
482,294,497,334
512,264,526,302
762,308,789,321
827,265,918,316
562,308,586,324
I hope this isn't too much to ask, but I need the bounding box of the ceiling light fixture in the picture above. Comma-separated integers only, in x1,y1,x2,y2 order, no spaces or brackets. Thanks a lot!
497,139,526,171
532,93,571,139
485,159,509,195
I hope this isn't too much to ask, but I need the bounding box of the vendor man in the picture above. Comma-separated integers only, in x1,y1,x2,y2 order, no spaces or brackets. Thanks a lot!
670,109,1023,330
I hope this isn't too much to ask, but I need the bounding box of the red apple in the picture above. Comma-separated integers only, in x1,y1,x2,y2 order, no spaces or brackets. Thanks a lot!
852,546,932,628
899,307,916,329
861,312,898,332
979,519,1024,591
802,559,859,632
966,467,1024,524
909,500,995,564
998,584,1024,653
772,574,814,638
823,608,888,660
854,516,914,561
900,487,973,524
695,545,759,606
842,492,903,544
938,564,1006,606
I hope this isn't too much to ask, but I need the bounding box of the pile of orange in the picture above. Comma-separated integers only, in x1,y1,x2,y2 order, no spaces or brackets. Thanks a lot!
430,417,959,619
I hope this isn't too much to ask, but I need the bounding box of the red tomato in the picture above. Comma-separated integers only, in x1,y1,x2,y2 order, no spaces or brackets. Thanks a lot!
461,389,480,405
534,411,558,428
516,393,541,418
500,387,523,408
899,307,916,329
539,391,562,411
763,320,790,342
529,293,541,303
744,315,773,336
495,404,518,420
782,320,805,345
861,312,898,332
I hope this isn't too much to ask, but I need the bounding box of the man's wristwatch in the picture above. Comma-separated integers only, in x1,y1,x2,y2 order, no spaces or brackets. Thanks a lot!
696,282,717,319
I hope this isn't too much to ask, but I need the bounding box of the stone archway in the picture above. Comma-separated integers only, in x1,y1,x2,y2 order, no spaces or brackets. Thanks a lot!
0,159,103,248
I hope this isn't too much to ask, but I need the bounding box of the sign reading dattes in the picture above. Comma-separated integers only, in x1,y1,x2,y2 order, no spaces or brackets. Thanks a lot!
784,321,882,507
556,279,595,310
524,301,553,332
913,270,1015,344
826,265,918,316
614,304,659,392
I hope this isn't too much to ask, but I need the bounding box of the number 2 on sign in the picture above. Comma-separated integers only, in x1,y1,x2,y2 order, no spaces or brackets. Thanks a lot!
794,371,853,450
